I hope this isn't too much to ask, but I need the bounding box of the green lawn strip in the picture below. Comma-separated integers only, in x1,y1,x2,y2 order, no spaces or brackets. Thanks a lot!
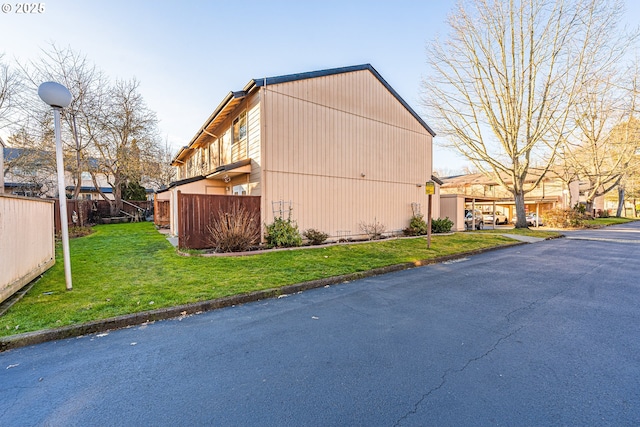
584,217,637,227
1,222,518,337
479,228,561,239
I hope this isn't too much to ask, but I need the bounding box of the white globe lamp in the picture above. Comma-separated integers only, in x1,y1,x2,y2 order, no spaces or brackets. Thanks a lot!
38,81,73,290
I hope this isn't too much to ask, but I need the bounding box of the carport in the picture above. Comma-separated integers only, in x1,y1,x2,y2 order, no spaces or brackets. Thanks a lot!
440,194,510,231
465,196,505,230
466,196,554,228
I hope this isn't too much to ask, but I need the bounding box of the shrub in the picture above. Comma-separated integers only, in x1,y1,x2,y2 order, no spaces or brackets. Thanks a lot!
265,217,302,248
544,208,585,228
67,226,93,239
431,217,453,234
206,203,260,252
573,203,587,215
303,228,329,245
359,218,387,240
405,214,428,236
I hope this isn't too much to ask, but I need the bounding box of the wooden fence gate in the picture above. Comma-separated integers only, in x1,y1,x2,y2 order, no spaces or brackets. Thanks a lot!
178,192,261,249
154,199,170,227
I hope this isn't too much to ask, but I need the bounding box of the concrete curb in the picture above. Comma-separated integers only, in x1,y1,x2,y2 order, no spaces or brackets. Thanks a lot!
0,241,532,352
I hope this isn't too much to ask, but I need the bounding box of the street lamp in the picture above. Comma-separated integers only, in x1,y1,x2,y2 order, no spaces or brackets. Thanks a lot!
38,82,73,291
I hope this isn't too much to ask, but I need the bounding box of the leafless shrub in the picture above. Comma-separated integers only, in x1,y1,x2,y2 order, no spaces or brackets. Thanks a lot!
207,202,260,252
544,208,585,229
359,218,386,240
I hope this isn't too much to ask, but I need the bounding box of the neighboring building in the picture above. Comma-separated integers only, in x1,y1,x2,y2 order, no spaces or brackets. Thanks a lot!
2,146,56,197
439,171,605,230
163,64,437,241
2,146,153,200
64,183,154,201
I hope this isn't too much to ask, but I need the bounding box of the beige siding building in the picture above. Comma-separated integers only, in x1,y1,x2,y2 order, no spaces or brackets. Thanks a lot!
439,171,605,229
165,64,436,242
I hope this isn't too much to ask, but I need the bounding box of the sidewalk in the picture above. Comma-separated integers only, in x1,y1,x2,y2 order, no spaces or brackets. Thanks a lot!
500,233,546,243
157,228,178,247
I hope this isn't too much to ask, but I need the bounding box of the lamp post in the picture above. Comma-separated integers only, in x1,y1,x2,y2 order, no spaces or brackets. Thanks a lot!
38,82,73,291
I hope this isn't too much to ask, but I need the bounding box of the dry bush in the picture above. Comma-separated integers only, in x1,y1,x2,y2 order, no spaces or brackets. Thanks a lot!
359,218,387,240
544,208,585,228
207,202,260,252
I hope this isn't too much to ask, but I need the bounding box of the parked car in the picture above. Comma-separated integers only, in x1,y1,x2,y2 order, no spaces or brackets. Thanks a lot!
465,209,484,230
511,213,544,226
482,210,508,225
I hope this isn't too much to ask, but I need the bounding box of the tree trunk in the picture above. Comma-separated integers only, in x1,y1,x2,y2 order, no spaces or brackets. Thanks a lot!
112,180,124,216
514,191,528,228
72,115,82,200
73,167,82,200
616,187,625,217
585,199,594,216
90,171,116,218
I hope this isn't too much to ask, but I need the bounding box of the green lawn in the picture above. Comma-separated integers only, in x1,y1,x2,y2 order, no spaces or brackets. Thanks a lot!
1,222,557,337
584,217,637,227
479,227,560,238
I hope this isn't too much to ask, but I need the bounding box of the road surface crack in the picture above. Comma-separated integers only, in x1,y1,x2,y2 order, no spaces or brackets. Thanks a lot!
392,325,524,427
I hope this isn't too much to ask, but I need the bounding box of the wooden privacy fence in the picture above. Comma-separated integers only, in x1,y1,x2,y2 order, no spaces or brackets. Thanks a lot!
178,192,261,249
154,199,170,227
54,199,94,233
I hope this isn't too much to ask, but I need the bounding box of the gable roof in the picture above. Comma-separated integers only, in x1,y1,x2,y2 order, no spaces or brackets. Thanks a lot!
247,64,435,137
173,64,435,165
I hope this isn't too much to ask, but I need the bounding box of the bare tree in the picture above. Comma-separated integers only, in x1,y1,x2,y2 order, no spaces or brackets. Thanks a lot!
17,45,162,215
0,53,21,131
621,156,640,217
561,71,640,215
563,113,640,216
141,137,176,191
3,127,58,197
85,78,159,215
423,0,634,227
18,44,108,199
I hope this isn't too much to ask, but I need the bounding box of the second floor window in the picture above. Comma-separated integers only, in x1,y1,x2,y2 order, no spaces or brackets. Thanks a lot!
233,112,247,145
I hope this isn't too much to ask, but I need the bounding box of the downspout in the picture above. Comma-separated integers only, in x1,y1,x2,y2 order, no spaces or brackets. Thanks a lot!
261,77,267,242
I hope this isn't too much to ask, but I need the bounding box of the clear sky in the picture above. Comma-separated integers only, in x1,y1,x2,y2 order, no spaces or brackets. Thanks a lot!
1,0,638,174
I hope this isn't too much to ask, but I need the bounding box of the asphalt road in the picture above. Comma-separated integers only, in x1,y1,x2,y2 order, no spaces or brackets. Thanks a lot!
2,223,640,426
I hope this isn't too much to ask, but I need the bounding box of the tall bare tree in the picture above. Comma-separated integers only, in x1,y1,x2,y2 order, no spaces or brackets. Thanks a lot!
423,0,634,227
15,45,163,214
621,155,640,217
0,53,21,131
84,78,159,215
17,44,108,199
549,65,639,213
141,137,176,191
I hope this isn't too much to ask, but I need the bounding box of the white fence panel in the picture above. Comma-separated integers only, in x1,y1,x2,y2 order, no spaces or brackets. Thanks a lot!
0,195,55,303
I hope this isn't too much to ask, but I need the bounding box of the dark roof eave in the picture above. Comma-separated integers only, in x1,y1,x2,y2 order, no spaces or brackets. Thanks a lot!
64,186,114,193
4,182,42,189
211,158,251,174
171,91,248,165
168,175,206,188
